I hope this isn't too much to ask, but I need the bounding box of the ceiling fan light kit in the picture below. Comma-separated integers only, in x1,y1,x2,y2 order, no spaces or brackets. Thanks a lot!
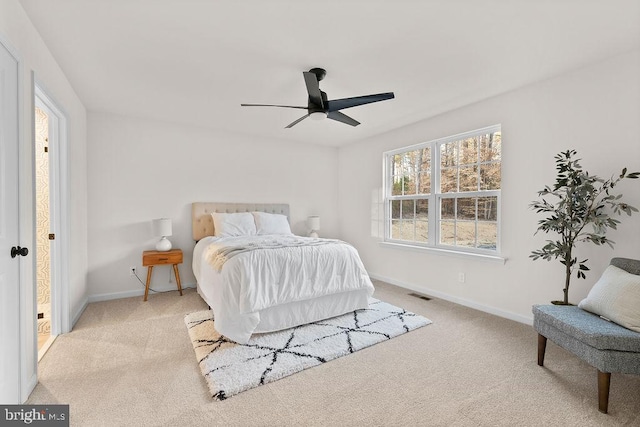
309,111,327,120
241,67,394,128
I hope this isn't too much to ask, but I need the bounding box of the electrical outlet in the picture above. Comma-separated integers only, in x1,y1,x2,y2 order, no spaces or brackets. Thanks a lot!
458,272,466,283
130,267,136,276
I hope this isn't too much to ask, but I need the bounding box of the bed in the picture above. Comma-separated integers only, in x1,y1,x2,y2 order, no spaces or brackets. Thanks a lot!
191,202,375,344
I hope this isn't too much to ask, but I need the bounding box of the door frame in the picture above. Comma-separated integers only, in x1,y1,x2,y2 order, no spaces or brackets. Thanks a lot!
33,79,71,337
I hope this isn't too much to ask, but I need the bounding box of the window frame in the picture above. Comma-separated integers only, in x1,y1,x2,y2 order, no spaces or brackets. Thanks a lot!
383,124,501,256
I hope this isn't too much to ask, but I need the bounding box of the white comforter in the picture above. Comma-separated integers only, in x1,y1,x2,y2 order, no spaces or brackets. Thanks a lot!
193,235,374,343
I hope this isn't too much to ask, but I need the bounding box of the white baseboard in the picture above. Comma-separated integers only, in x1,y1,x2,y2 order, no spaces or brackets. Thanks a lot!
369,273,533,326
21,373,38,403
87,283,197,303
71,296,89,328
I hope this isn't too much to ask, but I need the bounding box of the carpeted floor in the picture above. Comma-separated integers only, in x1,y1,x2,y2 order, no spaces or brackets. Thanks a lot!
28,280,640,426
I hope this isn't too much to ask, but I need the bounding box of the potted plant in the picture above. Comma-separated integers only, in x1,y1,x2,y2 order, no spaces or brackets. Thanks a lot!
530,150,639,305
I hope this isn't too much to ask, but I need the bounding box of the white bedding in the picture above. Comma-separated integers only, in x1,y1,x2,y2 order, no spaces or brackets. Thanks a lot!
193,235,374,343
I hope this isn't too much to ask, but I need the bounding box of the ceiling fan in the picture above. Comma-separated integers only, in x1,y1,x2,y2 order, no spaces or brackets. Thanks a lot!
241,67,394,128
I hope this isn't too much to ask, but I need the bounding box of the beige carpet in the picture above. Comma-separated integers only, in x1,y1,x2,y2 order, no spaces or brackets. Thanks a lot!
29,281,640,426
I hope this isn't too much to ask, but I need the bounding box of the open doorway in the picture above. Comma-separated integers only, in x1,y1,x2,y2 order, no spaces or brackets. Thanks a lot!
33,82,70,361
34,100,54,356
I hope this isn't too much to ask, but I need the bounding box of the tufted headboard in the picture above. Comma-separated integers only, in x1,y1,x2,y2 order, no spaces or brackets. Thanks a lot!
191,202,290,241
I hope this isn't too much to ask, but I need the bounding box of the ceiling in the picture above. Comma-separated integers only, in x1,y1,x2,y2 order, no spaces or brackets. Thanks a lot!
19,0,640,147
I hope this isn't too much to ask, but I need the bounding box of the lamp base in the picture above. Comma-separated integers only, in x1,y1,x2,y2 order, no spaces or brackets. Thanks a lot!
156,237,172,251
309,231,319,238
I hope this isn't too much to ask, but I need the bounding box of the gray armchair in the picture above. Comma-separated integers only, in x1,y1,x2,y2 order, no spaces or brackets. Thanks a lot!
532,258,640,414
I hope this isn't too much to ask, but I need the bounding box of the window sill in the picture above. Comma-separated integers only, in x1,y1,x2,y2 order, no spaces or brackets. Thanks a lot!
379,241,507,264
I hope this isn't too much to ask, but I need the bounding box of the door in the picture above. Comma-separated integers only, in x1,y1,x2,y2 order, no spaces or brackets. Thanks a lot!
34,83,70,338
0,39,22,403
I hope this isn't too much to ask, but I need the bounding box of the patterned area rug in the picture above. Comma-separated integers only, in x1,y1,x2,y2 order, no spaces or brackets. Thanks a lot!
184,298,432,400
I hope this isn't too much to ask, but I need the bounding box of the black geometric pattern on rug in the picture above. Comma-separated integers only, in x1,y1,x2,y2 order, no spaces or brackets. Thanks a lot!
185,298,432,400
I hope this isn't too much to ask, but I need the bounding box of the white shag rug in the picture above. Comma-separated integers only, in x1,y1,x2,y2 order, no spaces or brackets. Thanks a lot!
184,298,432,400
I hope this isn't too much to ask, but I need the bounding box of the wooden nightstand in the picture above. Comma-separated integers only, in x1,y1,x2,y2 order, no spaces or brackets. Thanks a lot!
142,249,183,301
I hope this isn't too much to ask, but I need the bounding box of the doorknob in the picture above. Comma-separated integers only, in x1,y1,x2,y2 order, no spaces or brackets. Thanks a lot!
11,246,28,258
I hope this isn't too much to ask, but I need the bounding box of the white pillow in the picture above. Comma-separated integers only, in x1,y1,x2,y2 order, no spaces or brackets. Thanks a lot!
578,264,640,333
252,212,292,235
211,212,256,237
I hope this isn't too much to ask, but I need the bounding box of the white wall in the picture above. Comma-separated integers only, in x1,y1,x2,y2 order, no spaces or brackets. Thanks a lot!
338,50,640,323
87,113,339,299
0,0,88,400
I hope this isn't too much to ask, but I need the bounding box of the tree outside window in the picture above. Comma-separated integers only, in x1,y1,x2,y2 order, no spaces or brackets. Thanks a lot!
385,125,501,255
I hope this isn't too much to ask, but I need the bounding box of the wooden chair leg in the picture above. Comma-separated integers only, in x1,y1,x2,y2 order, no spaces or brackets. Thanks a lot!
537,334,547,366
597,370,611,414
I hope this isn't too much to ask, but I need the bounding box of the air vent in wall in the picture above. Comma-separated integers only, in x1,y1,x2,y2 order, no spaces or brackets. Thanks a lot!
408,292,431,301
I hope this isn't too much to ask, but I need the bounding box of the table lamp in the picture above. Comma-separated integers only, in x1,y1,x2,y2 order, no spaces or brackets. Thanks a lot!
308,216,320,238
152,218,172,251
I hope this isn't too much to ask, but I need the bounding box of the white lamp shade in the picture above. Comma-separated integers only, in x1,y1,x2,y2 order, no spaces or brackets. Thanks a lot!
152,218,172,237
307,216,320,231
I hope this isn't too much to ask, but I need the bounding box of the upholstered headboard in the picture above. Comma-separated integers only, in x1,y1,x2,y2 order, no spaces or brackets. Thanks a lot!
191,202,290,241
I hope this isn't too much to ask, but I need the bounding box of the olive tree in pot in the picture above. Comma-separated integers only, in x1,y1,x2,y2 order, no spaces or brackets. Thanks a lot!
530,150,639,305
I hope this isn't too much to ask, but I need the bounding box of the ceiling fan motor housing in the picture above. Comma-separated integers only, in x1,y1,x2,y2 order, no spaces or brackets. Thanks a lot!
308,91,329,112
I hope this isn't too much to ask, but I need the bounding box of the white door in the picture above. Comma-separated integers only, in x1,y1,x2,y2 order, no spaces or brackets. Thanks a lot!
0,39,22,403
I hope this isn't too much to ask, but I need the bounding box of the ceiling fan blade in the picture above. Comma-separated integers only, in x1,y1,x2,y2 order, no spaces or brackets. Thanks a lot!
326,92,395,112
303,72,324,108
285,114,309,128
327,111,360,127
241,103,308,110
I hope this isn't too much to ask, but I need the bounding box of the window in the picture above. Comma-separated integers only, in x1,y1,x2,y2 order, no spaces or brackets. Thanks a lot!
384,125,501,255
